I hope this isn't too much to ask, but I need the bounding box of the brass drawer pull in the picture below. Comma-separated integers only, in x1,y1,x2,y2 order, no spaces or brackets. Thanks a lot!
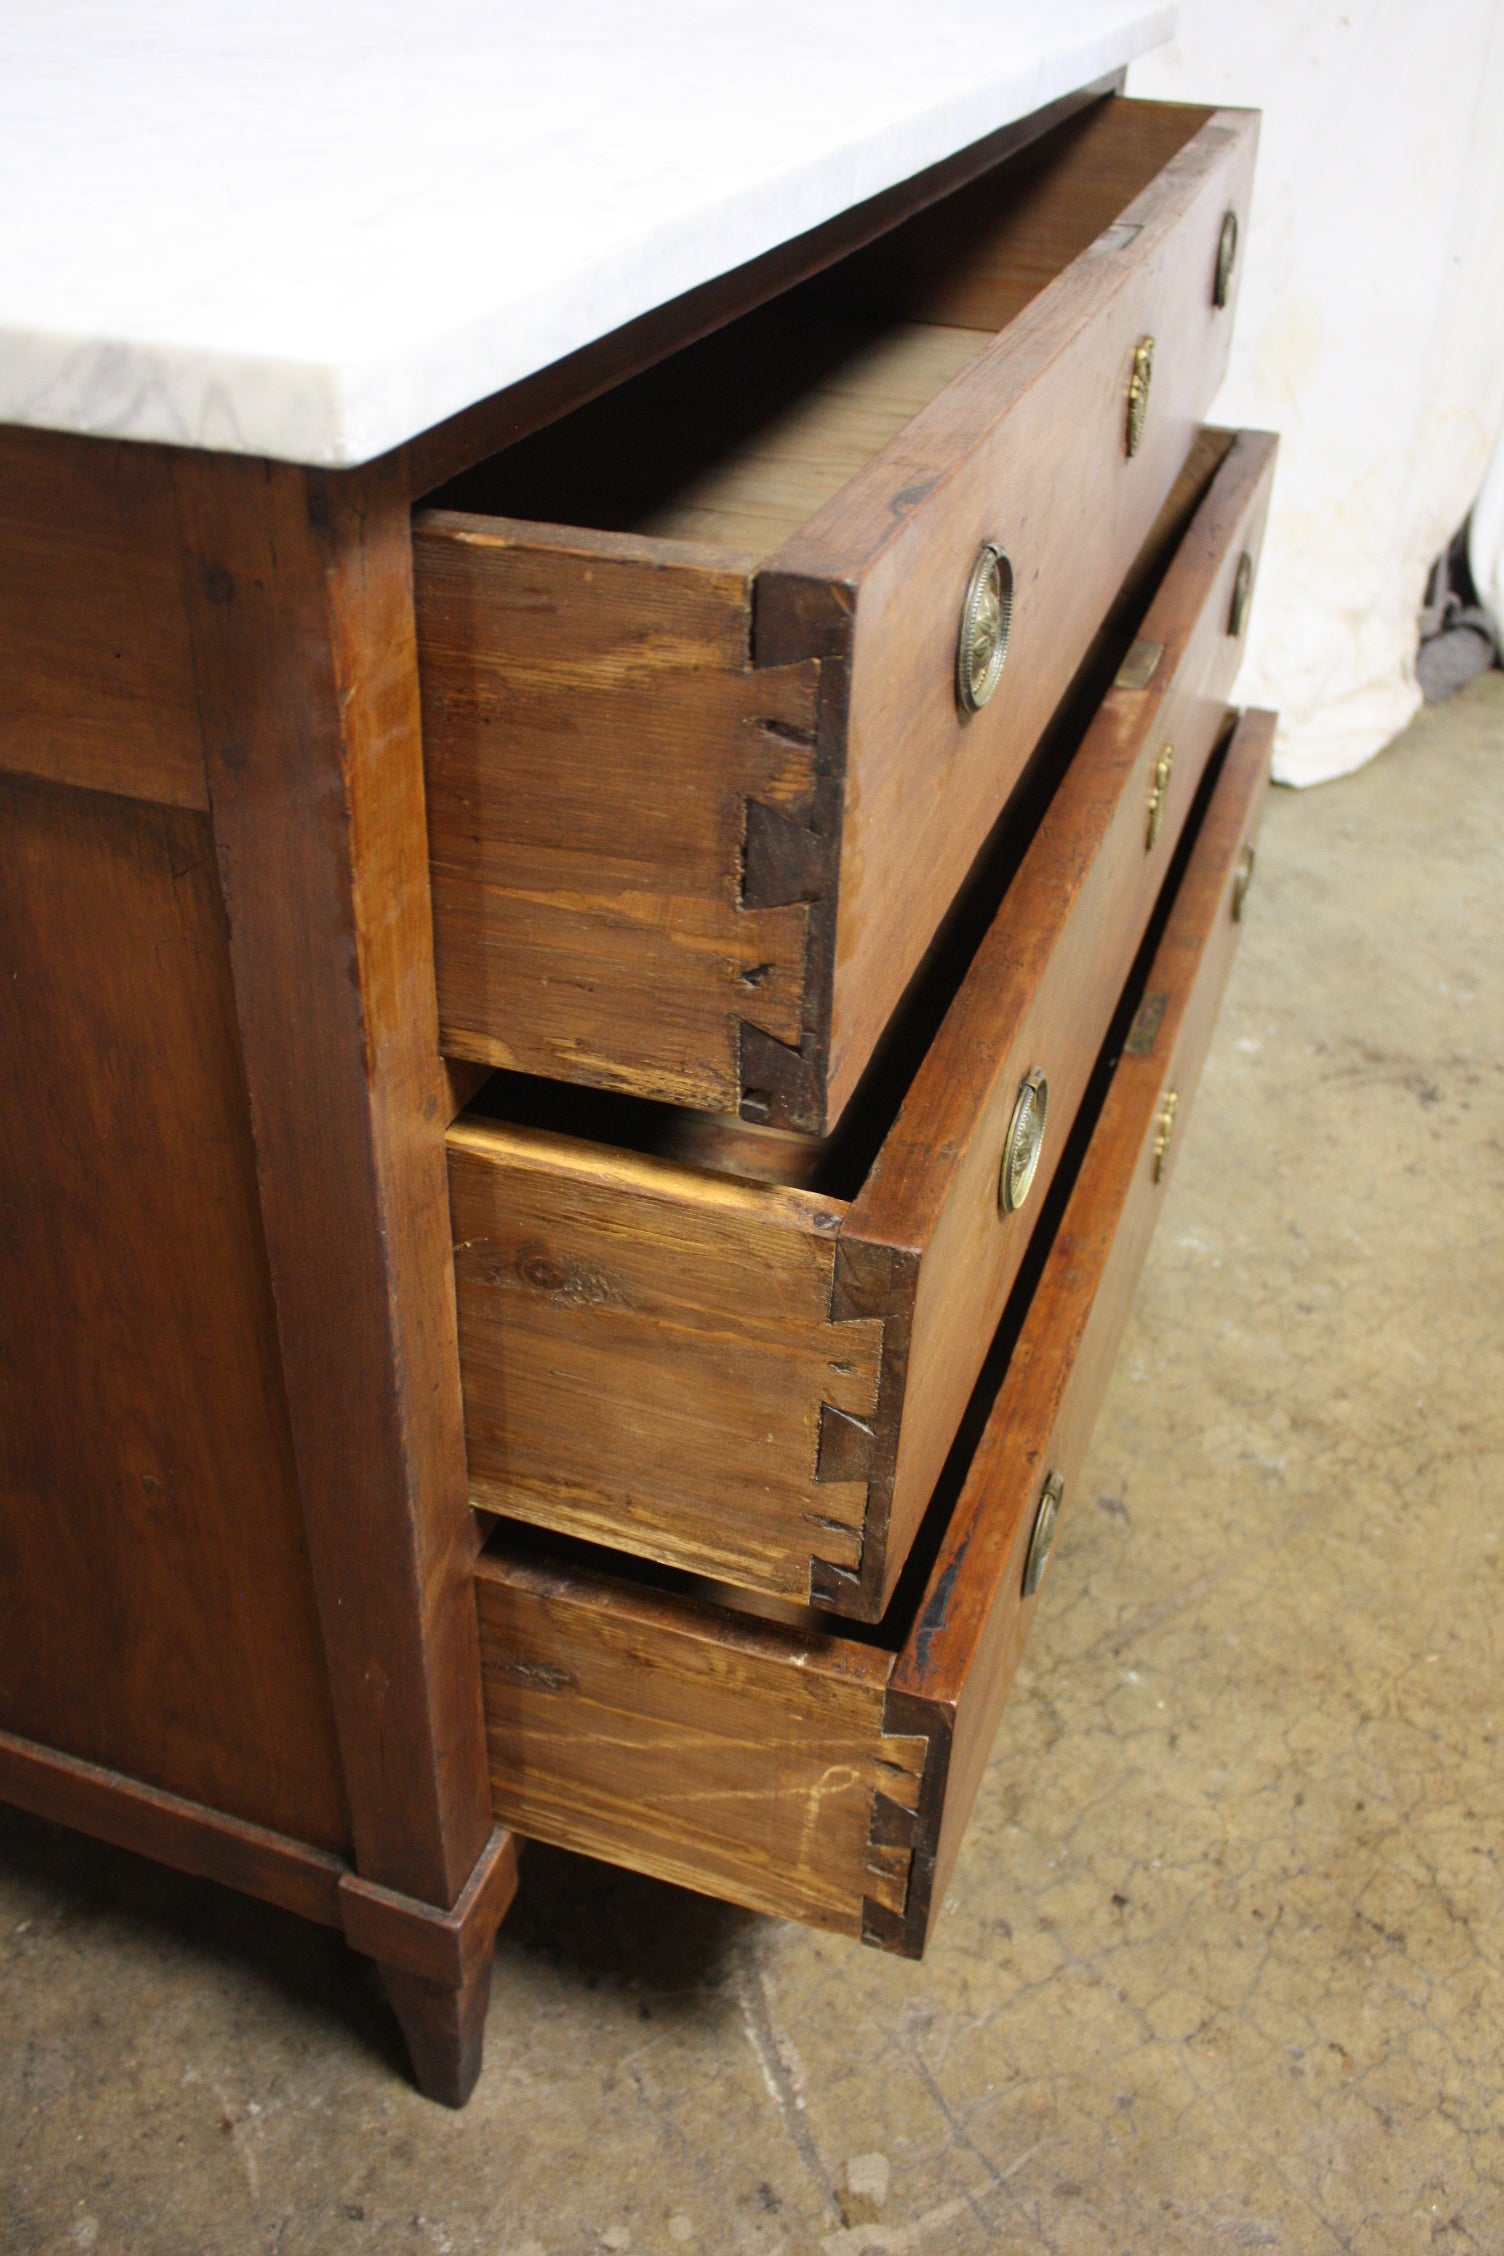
1229,549,1253,637
956,543,1013,712
1232,841,1257,920
1152,1088,1180,1181
1214,208,1239,307
1125,335,1154,457
1022,1471,1065,1597
1146,744,1174,849
999,1068,1048,1213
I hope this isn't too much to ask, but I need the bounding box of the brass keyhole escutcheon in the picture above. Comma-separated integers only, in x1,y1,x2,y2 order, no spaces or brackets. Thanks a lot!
1232,842,1257,920
1214,208,1239,308
999,1068,1048,1214
1229,549,1253,637
956,543,1014,713
1152,1088,1180,1182
1023,1470,1065,1598
1146,744,1174,850
1125,336,1155,457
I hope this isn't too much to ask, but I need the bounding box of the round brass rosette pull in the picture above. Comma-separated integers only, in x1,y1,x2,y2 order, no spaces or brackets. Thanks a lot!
1125,336,1154,458
956,542,1013,713
1023,1470,1065,1598
999,1068,1048,1214
1214,208,1239,308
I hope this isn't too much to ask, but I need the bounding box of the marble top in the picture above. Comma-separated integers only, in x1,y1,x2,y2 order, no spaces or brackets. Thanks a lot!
0,1,1172,467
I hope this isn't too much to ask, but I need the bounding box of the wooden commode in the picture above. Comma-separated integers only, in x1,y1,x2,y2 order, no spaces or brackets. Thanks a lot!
0,17,1275,2110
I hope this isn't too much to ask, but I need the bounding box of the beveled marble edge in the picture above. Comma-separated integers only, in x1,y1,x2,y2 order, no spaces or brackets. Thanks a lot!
0,2,1174,465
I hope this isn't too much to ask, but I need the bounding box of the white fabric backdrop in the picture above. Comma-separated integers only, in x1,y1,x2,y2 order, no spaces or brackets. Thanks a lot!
1129,2,1504,784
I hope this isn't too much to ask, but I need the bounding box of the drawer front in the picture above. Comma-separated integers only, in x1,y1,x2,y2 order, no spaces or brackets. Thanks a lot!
472,708,1275,1941
763,106,1258,1127
449,431,1275,1619
418,100,1257,1133
872,704,1275,1954
846,426,1276,1617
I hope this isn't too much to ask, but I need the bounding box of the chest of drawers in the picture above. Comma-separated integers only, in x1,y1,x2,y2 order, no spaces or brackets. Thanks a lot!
0,45,1272,2112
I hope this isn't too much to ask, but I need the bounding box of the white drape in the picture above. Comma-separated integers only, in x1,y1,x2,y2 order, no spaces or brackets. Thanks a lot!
1130,1,1504,784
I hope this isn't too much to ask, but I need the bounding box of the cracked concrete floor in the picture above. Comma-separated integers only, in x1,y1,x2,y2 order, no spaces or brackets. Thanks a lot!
4,676,1503,2256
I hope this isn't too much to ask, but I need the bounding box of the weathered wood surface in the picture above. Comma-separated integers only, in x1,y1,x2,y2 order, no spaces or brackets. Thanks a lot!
448,1124,885,1585
473,708,1276,1940
450,429,1275,1617
417,523,820,1110
474,1545,912,1936
419,100,1257,1131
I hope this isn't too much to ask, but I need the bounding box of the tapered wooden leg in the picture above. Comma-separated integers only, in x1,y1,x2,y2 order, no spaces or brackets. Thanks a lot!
380,1949,495,2109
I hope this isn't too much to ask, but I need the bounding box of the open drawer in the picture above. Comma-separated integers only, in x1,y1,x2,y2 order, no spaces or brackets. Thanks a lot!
472,706,1275,1950
447,429,1275,1619
417,96,1258,1132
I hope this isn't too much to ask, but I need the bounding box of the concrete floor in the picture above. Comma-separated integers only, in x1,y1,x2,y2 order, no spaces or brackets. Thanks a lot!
4,676,1503,2256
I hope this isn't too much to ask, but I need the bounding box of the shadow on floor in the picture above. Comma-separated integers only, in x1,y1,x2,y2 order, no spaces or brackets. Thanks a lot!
0,1801,753,2063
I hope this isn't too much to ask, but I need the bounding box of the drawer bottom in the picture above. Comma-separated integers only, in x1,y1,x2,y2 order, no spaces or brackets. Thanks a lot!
473,709,1274,1953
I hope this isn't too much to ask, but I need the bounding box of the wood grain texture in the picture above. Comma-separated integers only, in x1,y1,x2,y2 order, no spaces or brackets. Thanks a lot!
473,1547,914,1935
448,1122,886,1589
472,708,1275,1948
886,705,1277,1953
175,451,492,1915
403,71,1126,499
418,100,1257,1132
629,322,991,554
764,106,1259,1122
0,771,349,1850
0,428,206,808
417,520,820,1111
449,430,1275,1617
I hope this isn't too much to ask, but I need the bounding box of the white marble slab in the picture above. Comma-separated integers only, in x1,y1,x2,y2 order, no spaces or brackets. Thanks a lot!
0,0,1173,466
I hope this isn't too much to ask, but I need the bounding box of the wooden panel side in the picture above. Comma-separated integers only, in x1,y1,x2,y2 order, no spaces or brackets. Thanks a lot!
849,430,1278,1614
0,773,349,1851
448,1120,889,1599
177,453,492,1915
883,709,1276,1955
474,1548,903,1935
416,516,826,1114
762,110,1259,1122
0,429,207,809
